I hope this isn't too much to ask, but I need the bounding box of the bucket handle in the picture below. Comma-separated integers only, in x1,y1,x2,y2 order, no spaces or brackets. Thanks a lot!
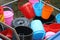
0,33,11,40
18,0,28,10
3,6,14,13
0,21,20,40
18,0,22,10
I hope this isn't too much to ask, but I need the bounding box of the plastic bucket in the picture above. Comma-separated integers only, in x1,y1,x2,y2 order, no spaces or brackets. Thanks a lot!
42,5,54,19
0,28,13,39
48,31,60,40
3,6,14,26
15,26,33,40
31,20,45,40
0,6,4,22
29,0,39,5
45,32,55,40
12,17,30,28
44,23,60,33
49,23,60,33
33,2,44,16
18,2,35,19
56,13,60,23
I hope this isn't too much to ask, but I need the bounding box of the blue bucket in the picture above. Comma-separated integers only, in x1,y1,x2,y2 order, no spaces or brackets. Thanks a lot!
30,20,45,40
33,2,44,16
56,13,60,23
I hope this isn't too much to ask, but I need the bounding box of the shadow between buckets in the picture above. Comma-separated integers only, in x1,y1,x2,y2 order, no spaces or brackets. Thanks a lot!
0,23,4,32
15,26,33,40
33,15,55,24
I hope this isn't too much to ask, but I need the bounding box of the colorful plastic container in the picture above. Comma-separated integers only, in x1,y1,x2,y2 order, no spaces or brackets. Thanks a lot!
42,5,54,19
3,6,14,26
0,28,13,39
33,2,44,16
15,26,33,40
12,17,30,28
29,0,39,5
48,31,60,40
18,2,35,19
31,20,46,40
45,31,55,40
44,23,60,33
56,13,60,23
0,6,4,22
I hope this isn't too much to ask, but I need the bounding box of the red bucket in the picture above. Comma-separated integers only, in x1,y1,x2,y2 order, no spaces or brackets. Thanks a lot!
0,28,13,39
44,23,60,33
18,2,35,19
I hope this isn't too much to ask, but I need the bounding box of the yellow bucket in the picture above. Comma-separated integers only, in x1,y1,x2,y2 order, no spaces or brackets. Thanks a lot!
0,6,4,22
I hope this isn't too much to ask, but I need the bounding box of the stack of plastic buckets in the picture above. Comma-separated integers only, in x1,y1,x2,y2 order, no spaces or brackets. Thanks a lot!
31,20,46,40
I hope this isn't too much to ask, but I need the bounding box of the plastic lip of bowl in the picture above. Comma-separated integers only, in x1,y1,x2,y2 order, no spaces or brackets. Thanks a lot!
15,26,33,37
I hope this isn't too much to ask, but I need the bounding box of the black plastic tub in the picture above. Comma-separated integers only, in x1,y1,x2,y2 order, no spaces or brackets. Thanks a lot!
15,26,33,40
